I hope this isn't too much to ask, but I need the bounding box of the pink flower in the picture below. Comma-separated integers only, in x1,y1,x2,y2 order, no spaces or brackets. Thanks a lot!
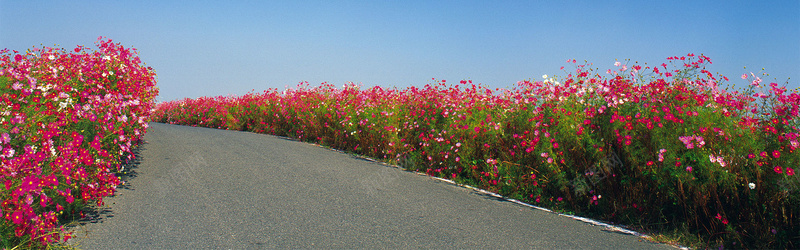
774,166,783,174
685,166,693,172
741,74,747,80
772,150,781,158
679,136,694,149
0,133,9,144
752,77,762,86
787,167,795,176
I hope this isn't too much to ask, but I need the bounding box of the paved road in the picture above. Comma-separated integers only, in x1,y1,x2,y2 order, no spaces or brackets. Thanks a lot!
69,122,671,249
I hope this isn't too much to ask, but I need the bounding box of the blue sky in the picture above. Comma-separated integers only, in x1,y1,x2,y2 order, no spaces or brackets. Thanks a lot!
2,1,798,102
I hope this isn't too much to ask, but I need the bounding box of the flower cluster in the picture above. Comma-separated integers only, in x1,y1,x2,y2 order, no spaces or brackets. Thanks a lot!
0,37,157,247
154,54,797,248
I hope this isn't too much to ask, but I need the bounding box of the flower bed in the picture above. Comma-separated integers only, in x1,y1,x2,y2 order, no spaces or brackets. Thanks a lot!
154,54,798,248
0,37,158,248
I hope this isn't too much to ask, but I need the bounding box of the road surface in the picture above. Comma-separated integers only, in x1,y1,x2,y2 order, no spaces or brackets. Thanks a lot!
68,122,672,249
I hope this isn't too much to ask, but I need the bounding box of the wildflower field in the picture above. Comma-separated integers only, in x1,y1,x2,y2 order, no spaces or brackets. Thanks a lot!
155,54,798,248
0,38,158,248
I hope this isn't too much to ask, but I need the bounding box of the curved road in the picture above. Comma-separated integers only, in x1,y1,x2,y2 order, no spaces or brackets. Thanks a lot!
69,123,671,249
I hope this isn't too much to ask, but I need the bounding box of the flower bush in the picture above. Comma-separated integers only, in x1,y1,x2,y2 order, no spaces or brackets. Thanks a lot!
0,37,158,248
154,54,798,248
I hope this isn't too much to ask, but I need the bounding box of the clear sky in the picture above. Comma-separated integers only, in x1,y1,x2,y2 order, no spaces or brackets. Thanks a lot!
2,1,798,102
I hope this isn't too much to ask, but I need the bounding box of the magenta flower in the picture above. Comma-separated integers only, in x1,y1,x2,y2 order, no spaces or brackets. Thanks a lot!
11,210,24,225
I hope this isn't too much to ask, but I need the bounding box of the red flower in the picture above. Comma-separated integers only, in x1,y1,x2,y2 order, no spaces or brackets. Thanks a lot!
787,167,795,176
774,166,783,174
772,150,781,158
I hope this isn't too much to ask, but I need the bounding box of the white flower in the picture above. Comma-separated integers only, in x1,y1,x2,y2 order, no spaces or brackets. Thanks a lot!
748,183,756,190
542,74,548,79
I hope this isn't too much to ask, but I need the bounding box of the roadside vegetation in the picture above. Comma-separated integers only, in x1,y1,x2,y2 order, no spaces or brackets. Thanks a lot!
155,54,799,248
0,38,158,249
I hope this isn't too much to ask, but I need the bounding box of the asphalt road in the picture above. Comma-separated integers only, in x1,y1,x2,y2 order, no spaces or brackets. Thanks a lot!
68,122,672,249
